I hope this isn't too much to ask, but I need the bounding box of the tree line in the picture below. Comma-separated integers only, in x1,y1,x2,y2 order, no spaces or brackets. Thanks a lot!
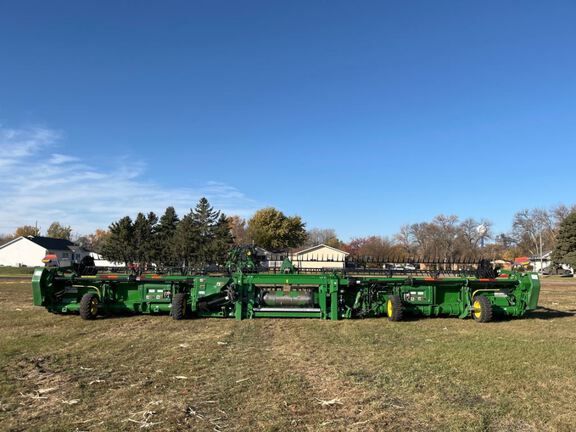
100,199,307,268
101,198,233,268
0,222,74,244
2,201,576,270
227,204,576,264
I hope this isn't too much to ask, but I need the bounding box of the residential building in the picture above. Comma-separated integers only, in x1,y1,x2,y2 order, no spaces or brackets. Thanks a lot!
0,236,89,267
290,244,349,270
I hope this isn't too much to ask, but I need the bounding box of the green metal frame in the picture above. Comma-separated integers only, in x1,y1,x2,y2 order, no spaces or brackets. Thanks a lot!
31,265,540,322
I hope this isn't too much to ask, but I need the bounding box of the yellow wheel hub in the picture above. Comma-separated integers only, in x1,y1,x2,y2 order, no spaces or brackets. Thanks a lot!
387,299,393,317
90,298,98,315
473,300,481,319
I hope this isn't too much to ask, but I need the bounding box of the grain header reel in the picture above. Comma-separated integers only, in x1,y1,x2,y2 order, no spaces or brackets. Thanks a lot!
32,248,540,323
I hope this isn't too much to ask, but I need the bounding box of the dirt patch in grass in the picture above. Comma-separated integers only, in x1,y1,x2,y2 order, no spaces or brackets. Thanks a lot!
1,279,575,431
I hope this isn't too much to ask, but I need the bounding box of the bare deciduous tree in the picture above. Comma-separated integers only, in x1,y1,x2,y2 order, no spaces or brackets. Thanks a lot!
304,228,341,248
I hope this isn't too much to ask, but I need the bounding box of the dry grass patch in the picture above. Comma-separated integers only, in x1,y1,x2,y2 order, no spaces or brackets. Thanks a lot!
1,279,575,431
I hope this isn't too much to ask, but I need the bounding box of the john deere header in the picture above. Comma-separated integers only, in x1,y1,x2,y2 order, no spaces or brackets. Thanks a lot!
32,247,540,323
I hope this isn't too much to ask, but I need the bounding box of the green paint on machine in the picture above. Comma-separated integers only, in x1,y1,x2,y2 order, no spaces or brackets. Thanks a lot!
32,262,540,323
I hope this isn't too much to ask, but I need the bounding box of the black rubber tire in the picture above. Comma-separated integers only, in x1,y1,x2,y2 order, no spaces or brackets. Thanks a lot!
387,295,404,322
472,296,493,323
172,293,188,320
79,293,99,320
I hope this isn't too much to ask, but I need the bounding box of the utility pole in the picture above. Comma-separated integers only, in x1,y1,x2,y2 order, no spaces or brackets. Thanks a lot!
530,230,545,274
540,231,544,274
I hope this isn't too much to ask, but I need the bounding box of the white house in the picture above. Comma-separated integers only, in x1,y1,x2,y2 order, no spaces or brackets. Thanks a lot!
290,244,349,270
529,251,553,273
0,236,89,267
530,251,573,275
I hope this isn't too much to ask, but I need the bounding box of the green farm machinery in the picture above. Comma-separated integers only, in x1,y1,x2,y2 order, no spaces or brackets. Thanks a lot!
32,248,540,323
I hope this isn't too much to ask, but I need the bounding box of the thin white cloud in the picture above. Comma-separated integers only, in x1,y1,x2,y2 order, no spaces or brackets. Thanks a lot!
0,125,258,235
49,153,80,164
0,126,61,160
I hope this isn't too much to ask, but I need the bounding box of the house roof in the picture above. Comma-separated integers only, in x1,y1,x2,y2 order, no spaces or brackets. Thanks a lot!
295,244,349,256
0,235,75,251
0,236,28,250
0,236,75,250
27,235,75,250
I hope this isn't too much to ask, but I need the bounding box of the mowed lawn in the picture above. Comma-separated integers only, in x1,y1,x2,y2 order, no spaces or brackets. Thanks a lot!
1,278,575,432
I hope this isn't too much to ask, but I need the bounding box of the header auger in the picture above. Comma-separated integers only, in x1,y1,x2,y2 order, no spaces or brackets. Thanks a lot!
32,247,540,323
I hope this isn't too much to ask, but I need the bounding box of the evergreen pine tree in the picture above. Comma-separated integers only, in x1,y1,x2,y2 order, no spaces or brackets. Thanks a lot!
552,211,576,268
193,198,220,235
145,211,158,265
173,212,199,268
101,199,236,270
102,216,134,264
192,198,220,265
208,214,235,264
156,207,180,267
133,213,149,267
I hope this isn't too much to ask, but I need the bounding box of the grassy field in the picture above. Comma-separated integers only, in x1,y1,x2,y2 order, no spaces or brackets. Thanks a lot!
1,279,575,431
0,267,35,277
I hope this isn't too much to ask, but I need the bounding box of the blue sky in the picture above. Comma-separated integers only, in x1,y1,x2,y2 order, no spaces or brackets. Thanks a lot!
1,1,575,240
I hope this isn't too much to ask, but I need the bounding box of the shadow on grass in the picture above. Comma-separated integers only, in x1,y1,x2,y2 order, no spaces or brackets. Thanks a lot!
523,307,576,320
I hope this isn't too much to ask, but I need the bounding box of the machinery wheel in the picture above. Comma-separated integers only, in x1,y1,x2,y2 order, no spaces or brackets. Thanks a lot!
172,293,188,320
472,296,493,323
79,293,99,320
387,295,404,321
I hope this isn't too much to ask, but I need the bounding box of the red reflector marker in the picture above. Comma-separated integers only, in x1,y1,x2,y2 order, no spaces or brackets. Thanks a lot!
42,254,57,263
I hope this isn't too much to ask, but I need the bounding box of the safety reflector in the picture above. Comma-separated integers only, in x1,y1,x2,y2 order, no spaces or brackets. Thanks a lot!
42,254,57,263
